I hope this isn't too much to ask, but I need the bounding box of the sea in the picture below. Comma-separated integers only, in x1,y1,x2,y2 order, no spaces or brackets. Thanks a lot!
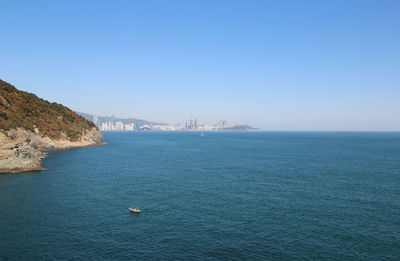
0,132,399,260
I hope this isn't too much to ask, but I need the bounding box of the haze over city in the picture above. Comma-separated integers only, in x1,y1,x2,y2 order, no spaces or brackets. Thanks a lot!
1,0,399,131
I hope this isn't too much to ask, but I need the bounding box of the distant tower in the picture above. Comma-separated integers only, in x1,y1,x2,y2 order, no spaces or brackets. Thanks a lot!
93,116,99,127
194,117,198,129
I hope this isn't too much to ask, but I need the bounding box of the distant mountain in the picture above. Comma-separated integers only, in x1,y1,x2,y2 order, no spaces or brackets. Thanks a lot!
221,125,258,131
76,112,166,130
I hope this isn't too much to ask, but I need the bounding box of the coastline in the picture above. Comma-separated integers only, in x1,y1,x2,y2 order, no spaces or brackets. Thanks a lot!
0,142,107,174
0,128,105,174
0,166,43,174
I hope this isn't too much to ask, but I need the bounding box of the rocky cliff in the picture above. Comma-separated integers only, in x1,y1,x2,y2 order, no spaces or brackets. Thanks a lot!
0,80,104,173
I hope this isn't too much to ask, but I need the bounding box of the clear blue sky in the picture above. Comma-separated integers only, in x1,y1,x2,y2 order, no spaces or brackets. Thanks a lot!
1,0,399,130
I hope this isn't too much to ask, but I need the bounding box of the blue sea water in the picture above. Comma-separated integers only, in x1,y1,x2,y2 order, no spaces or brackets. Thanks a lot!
0,132,399,260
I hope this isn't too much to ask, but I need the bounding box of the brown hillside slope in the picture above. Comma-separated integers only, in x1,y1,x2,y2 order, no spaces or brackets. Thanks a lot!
0,79,97,141
0,79,103,173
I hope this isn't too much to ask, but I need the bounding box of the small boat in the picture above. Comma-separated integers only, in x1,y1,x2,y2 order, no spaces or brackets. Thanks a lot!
129,207,141,213
200,133,204,136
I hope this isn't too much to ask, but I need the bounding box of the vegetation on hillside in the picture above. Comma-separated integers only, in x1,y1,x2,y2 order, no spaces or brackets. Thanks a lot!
0,79,97,141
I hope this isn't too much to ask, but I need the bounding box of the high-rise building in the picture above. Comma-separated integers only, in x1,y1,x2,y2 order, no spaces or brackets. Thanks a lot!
218,120,227,127
100,122,109,131
115,121,124,130
124,123,134,131
93,116,99,127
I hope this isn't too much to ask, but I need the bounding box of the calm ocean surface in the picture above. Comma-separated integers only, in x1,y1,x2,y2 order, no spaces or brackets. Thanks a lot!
0,132,399,260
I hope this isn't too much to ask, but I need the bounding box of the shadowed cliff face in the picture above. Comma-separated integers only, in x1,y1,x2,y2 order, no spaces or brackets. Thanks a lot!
0,80,104,173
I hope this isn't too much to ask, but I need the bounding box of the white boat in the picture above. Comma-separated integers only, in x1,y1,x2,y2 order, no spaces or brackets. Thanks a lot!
129,207,141,213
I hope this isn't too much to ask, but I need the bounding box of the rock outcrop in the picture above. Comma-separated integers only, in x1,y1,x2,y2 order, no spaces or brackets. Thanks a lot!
0,127,103,173
0,128,103,173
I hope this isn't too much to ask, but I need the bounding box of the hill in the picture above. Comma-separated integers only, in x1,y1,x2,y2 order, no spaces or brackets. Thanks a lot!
0,79,103,173
0,80,97,141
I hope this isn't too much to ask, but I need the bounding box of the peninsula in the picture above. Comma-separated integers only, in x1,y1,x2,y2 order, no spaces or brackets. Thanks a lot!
0,80,103,173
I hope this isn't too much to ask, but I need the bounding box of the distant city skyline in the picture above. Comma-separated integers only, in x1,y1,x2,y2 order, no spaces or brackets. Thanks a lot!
79,112,255,132
1,1,399,131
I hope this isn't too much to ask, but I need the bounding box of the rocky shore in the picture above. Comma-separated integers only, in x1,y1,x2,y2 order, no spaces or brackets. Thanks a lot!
0,127,104,173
